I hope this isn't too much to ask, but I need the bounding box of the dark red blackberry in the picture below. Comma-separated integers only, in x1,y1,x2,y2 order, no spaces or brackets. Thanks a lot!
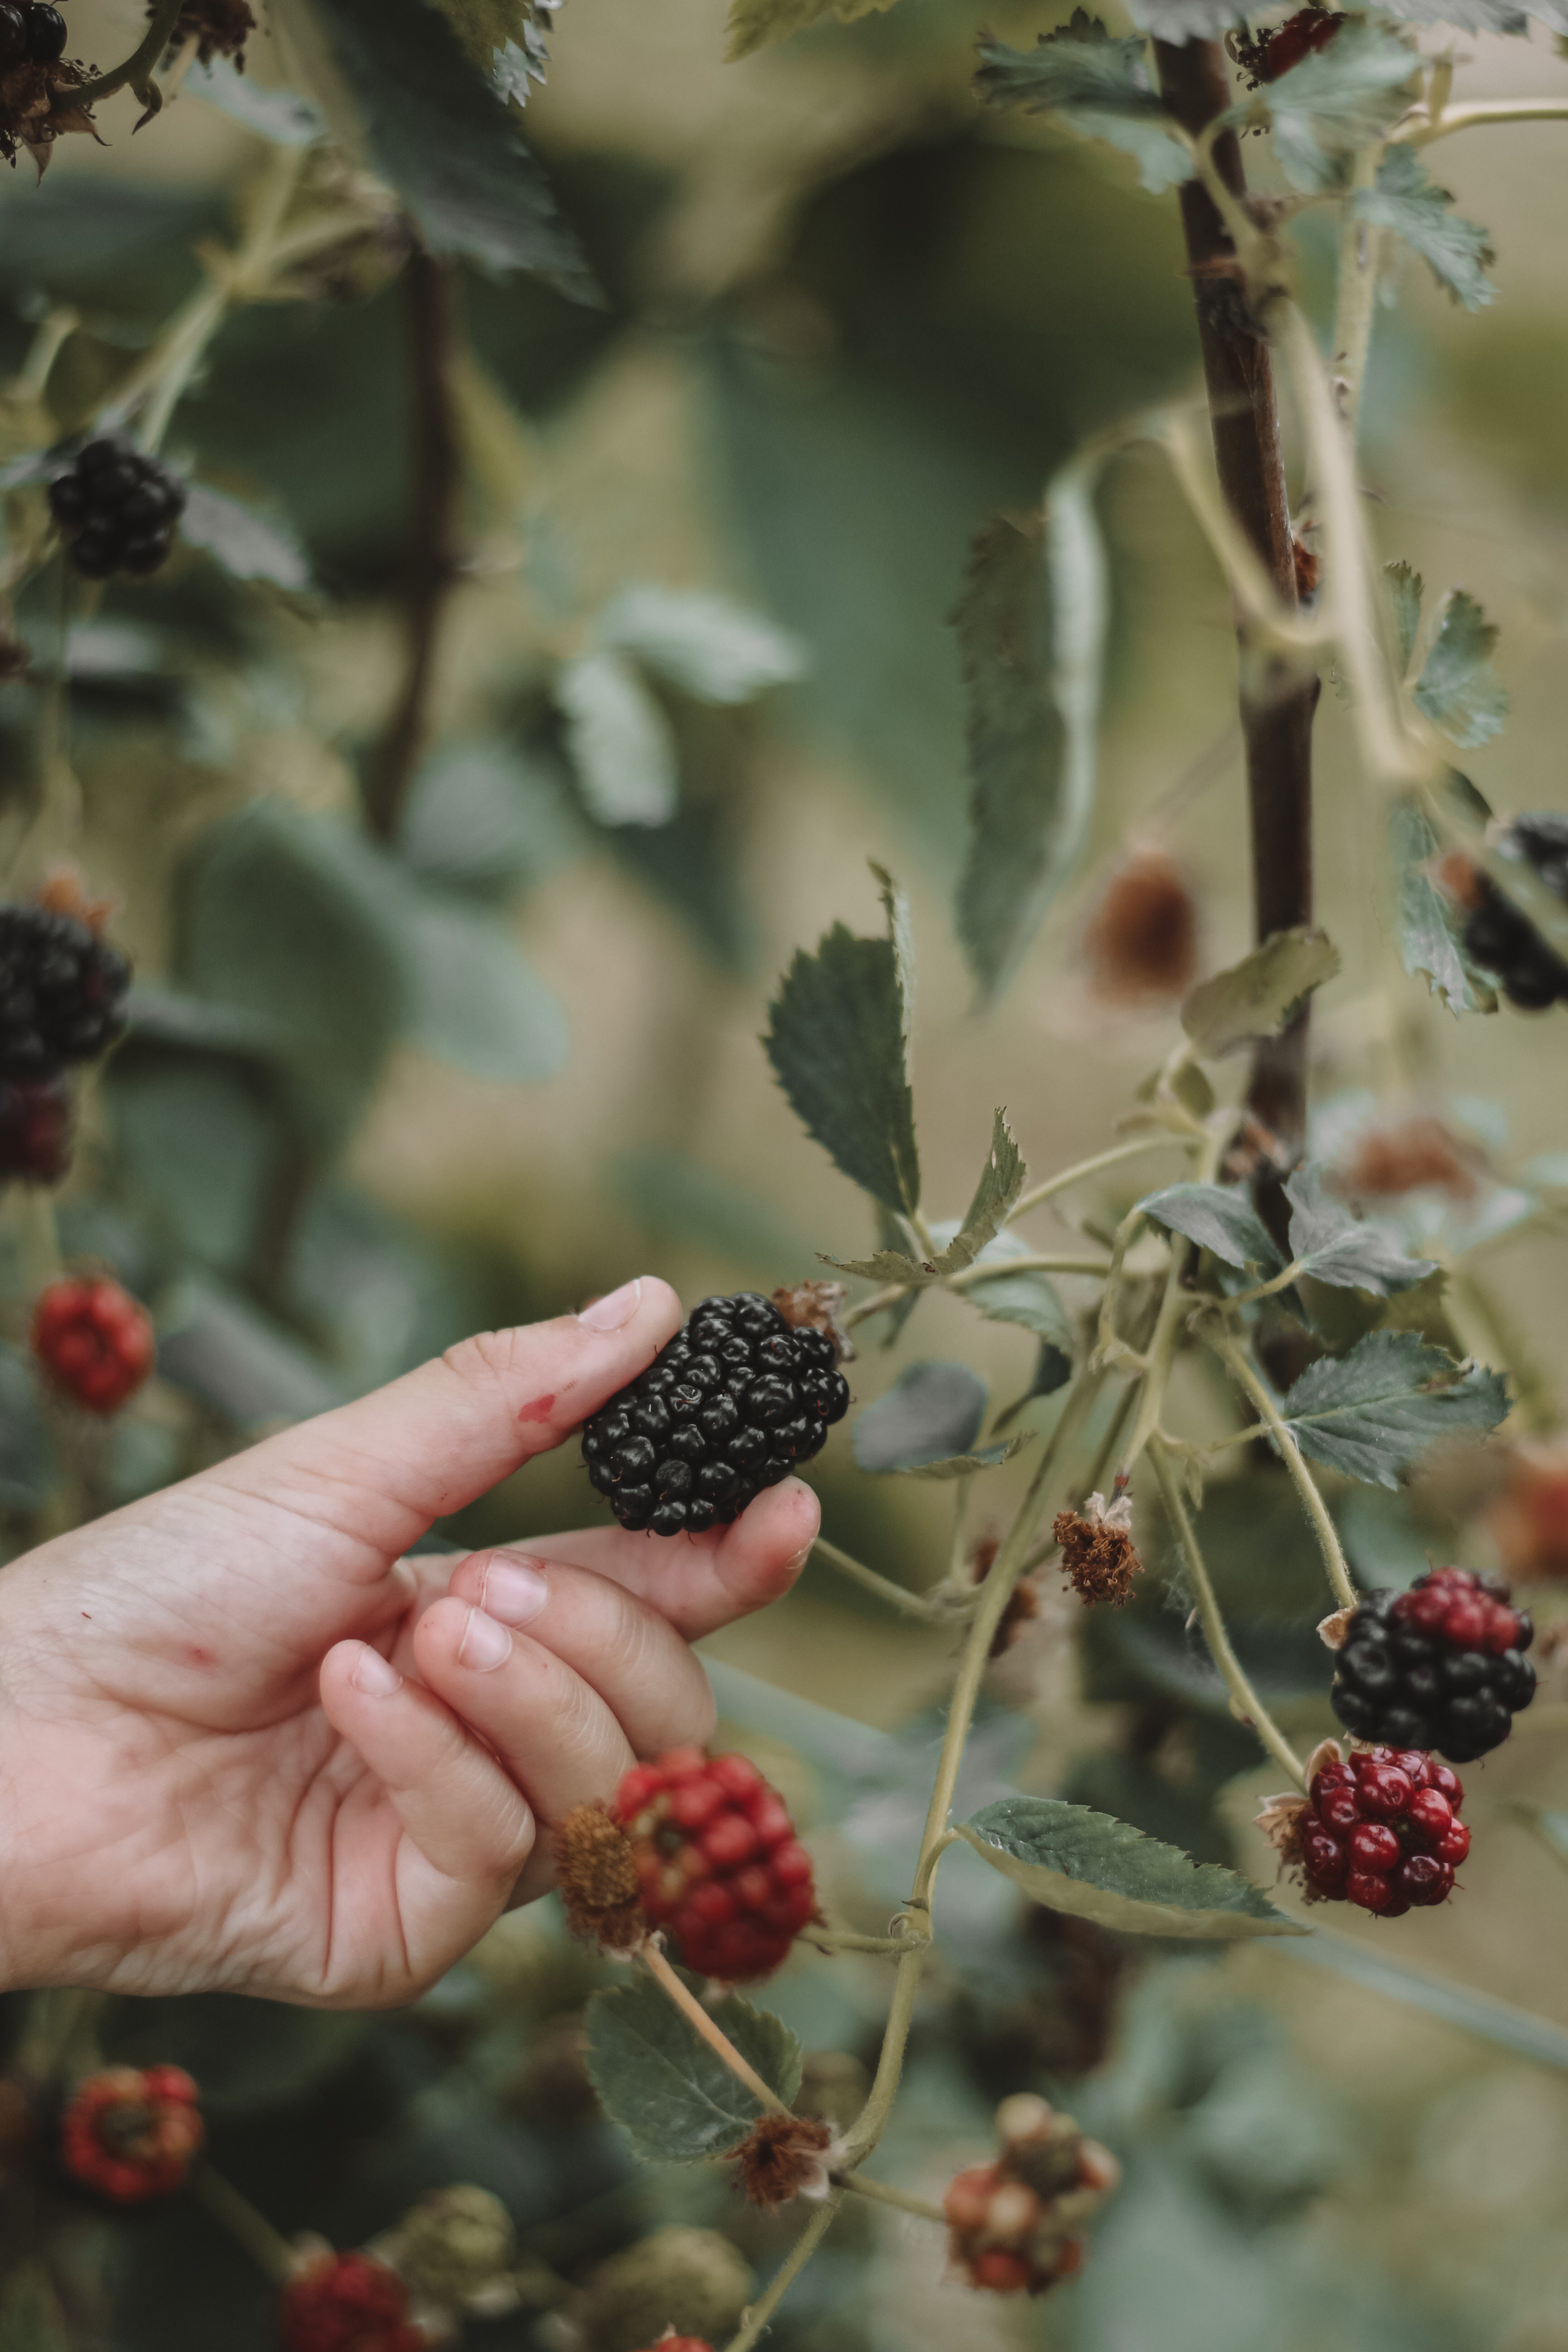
0,1077,71,1184
1462,814,1568,1011
24,4,68,60
0,905,129,1083
48,437,187,582
581,1290,849,1537
1332,1566,1534,1762
1298,1747,1468,1915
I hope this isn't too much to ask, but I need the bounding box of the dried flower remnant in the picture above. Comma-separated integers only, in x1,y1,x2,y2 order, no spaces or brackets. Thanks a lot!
1054,1492,1141,1607
1083,848,1200,1005
771,1278,855,1362
1333,1115,1479,1203
728,2113,833,2211
554,1800,647,1954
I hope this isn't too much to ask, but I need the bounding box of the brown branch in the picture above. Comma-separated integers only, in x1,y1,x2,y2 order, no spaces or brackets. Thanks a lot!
1155,40,1318,1234
362,244,464,846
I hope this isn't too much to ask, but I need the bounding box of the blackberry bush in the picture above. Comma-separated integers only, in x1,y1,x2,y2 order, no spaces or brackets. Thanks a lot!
1332,1568,1535,1761
0,905,129,1083
580,1290,848,1535
48,437,187,581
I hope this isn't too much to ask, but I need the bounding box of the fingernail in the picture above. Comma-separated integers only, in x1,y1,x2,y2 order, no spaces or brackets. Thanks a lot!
577,1277,643,1332
482,1556,549,1627
458,1606,512,1672
785,1542,815,1576
351,1644,402,1697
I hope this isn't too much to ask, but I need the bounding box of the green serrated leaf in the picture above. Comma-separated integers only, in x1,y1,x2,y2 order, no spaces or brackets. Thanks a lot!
584,1976,802,2164
823,1248,934,1284
598,585,806,706
1181,926,1341,1058
294,0,593,292
1389,797,1494,1016
854,1360,987,1470
931,1109,1027,1273
1284,1166,1438,1295
958,1796,1304,1940
1354,147,1494,312
764,887,921,1218
1239,22,1420,193
1414,591,1509,749
1137,1183,1285,1275
1386,560,1424,679
555,649,678,828
431,0,555,101
975,12,1192,195
181,483,313,591
966,1266,1073,1350
1278,1329,1510,1488
724,0,903,59
955,463,1107,1004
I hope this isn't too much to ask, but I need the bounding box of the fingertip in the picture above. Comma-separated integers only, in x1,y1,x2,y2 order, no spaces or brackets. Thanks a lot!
725,1476,821,1607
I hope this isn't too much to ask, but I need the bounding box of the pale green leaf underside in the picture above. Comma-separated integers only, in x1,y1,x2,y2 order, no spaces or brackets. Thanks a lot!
584,1977,802,2164
1233,23,1419,193
1414,590,1509,750
1181,926,1340,1058
1137,1182,1283,1274
897,1436,1024,1479
1283,1166,1437,1295
959,1797,1304,1940
1389,796,1494,1016
853,1359,987,1470
975,14,1192,195
1354,147,1494,313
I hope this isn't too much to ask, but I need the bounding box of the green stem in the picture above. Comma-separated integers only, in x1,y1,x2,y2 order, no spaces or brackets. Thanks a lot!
1149,1435,1307,1788
190,2164,295,2283
811,1536,969,1624
1116,1125,1227,1480
1008,1132,1196,1223
722,2199,842,2352
1329,146,1385,453
1227,1257,1306,1308
64,0,185,110
802,1926,922,1958
640,1942,789,2116
835,2173,946,2225
845,1253,1113,1333
1205,1323,1356,1610
1400,97,1568,144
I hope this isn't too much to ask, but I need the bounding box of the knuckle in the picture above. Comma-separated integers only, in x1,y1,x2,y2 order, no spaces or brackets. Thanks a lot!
442,1327,525,1388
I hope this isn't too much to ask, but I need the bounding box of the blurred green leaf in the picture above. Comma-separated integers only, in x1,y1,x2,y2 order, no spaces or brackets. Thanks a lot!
1354,148,1494,312
0,1341,54,1511
611,1150,807,1275
1368,0,1566,33
175,800,408,1142
0,2266,69,2352
725,0,904,62
958,1797,1303,1938
186,54,325,142
599,585,806,706
853,1360,986,1470
399,739,583,895
1278,1331,1509,1487
397,884,568,1082
302,0,594,292
1181,927,1340,1058
1386,560,1424,678
955,467,1107,1004
156,1275,344,1428
284,1186,482,1387
555,649,678,826
1062,1750,1235,1867
967,1264,1073,1351
1236,23,1419,193
1390,796,1494,1016
104,1992,370,2116
1137,1183,1284,1274
1414,590,1509,749
1284,1166,1437,1295
180,484,313,592
975,14,1193,196
764,873,921,1217
106,1051,284,1274
584,1975,802,2162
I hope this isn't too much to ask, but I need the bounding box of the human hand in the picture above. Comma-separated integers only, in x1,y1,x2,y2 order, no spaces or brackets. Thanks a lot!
0,1277,819,2008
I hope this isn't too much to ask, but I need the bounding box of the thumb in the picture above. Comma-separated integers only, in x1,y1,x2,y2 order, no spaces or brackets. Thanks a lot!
213,1276,680,1561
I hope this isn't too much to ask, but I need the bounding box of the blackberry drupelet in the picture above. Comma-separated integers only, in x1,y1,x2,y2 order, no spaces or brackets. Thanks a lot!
581,1290,849,1537
0,905,129,1082
24,3,67,59
0,5,30,65
48,436,187,581
1332,1565,1535,1762
1462,813,1568,1011
1298,1746,1468,1915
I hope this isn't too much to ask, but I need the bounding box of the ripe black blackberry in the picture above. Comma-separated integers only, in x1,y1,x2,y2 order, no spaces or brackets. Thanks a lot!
582,1292,850,1537
1462,814,1568,1011
48,438,187,582
1332,1565,1535,1763
25,5,68,59
0,906,130,1083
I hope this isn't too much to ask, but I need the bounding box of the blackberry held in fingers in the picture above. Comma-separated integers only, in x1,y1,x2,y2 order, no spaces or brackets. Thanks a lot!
0,903,129,1082
581,1289,849,1536
1332,1566,1534,1762
49,436,187,581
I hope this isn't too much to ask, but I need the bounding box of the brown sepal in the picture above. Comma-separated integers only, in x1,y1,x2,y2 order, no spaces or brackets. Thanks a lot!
553,1801,646,1955
771,1280,854,1363
1054,1494,1141,1609
728,2113,833,2211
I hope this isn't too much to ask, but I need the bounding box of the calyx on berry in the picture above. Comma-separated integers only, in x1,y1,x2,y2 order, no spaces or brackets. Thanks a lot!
1331,1566,1534,1760
59,2065,203,2204
614,1747,817,1982
944,2095,1120,2296
33,1275,155,1415
581,1290,849,1537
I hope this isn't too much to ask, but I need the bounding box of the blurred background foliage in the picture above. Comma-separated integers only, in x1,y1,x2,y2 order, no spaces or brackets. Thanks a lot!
5,0,1568,2346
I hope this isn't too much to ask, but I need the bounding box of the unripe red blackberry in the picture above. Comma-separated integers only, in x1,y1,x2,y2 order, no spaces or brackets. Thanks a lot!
582,1291,848,1537
614,1747,816,1982
943,2102,1117,2297
0,1078,71,1184
632,2338,712,2350
1261,7,1344,76
279,2251,422,2352
0,903,129,1083
33,1275,155,1415
1298,1747,1468,1916
1332,1567,1534,1760
48,436,187,581
59,2065,202,2204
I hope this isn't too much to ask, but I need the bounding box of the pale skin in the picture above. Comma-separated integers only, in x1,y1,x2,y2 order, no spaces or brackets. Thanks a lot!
0,1275,821,2006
